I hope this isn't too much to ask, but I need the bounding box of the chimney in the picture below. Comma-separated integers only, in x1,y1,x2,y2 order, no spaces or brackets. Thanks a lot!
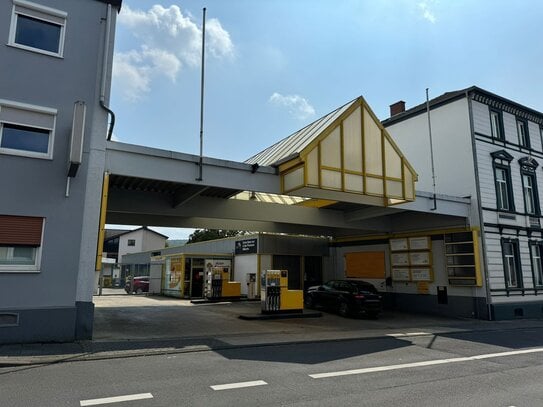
390,101,406,117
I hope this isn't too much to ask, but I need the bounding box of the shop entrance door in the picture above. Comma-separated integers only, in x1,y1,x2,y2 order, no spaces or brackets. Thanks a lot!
304,256,323,291
191,258,204,298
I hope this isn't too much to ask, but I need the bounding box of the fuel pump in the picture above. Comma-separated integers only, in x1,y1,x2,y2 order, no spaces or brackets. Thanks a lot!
261,269,304,314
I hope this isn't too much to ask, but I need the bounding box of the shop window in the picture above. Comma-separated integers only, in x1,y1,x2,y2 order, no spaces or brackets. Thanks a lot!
529,242,543,288
0,215,44,272
9,0,67,57
491,150,515,212
501,238,522,289
519,157,540,215
0,99,56,159
490,109,504,141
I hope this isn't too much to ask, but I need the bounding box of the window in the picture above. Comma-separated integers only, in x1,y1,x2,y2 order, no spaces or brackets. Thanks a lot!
501,239,522,288
522,174,537,214
127,239,136,247
490,109,504,140
495,167,511,210
8,0,67,57
519,157,540,215
491,150,515,212
516,119,530,148
529,242,543,287
0,99,56,159
0,215,44,272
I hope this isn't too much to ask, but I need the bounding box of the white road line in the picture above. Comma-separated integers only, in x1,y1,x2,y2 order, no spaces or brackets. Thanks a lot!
309,347,543,379
386,332,432,337
210,380,268,391
80,393,153,406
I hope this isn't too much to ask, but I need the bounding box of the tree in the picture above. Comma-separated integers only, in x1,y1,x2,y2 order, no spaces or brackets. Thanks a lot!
187,229,245,244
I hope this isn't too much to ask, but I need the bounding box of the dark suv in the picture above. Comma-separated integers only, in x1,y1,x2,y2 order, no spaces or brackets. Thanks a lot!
305,280,382,318
125,276,149,294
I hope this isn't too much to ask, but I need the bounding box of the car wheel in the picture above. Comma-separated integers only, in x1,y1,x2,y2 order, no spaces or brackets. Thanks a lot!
305,295,315,309
338,301,350,317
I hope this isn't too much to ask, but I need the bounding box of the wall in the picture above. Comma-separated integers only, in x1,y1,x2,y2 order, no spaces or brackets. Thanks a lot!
472,98,543,314
142,231,166,253
385,98,477,203
117,229,165,259
0,0,117,342
233,254,258,295
331,236,487,319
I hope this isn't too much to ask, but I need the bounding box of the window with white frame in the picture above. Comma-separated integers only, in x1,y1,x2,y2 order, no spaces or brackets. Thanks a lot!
490,109,504,140
8,0,67,57
0,99,56,159
502,239,521,288
0,215,44,272
516,118,530,148
530,242,543,287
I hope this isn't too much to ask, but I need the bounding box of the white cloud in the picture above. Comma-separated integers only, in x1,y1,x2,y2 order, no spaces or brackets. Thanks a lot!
418,1,437,23
269,92,316,120
114,4,234,101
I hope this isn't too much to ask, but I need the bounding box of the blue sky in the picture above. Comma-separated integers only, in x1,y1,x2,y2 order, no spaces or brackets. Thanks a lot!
108,0,543,239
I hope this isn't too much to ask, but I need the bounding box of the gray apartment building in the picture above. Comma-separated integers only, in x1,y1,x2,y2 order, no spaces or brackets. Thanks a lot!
0,0,121,342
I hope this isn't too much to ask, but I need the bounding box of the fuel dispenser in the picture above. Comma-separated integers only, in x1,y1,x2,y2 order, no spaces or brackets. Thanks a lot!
261,270,303,314
204,261,241,300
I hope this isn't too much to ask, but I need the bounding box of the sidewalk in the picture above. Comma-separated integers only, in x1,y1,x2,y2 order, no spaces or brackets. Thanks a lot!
2,296,543,367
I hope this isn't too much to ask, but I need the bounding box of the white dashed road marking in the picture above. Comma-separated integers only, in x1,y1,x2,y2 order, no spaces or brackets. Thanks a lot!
211,380,268,391
309,347,543,379
80,393,153,406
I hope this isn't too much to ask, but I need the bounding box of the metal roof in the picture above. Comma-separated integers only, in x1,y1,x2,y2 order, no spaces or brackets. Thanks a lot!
245,97,359,166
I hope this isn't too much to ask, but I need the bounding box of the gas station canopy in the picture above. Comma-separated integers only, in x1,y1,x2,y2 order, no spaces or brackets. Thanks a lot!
245,96,418,207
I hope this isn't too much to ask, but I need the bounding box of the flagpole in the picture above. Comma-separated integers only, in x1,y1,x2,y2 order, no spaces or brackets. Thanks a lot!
197,7,206,181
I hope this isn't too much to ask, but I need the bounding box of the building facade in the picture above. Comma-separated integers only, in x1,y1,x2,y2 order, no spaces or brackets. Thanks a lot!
383,87,543,319
0,0,120,342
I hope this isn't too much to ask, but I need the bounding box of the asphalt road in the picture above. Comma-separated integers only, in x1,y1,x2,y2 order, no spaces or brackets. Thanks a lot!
2,327,543,406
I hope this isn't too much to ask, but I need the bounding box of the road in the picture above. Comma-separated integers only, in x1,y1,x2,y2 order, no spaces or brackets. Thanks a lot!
2,326,543,406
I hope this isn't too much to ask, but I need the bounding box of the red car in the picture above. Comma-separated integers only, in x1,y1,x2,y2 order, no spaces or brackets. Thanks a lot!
125,276,149,294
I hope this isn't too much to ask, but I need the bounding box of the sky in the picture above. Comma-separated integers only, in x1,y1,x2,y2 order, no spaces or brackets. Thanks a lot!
107,0,543,239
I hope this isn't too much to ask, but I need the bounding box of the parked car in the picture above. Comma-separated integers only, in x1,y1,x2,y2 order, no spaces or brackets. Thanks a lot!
125,276,149,294
305,279,382,318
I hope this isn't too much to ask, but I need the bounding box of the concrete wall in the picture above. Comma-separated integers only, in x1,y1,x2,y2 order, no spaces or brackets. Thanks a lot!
0,0,118,343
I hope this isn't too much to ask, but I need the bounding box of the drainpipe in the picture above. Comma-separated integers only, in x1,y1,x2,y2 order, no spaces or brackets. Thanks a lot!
467,90,493,320
101,4,115,141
